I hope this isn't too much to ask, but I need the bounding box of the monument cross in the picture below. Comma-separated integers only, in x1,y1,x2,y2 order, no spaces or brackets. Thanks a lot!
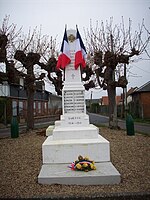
71,73,75,79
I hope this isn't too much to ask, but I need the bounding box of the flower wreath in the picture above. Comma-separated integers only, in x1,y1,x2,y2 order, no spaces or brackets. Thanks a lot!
68,155,96,172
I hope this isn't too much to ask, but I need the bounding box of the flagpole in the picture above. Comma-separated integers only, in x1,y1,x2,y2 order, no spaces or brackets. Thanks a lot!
64,24,67,81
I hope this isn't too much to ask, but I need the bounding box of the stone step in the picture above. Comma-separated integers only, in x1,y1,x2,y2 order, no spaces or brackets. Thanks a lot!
38,162,121,185
53,124,99,140
42,135,110,164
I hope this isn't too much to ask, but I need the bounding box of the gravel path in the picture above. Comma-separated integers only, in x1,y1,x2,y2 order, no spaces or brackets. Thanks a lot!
0,127,150,199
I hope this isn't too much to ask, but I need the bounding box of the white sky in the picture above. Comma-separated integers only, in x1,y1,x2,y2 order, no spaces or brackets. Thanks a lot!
0,0,150,99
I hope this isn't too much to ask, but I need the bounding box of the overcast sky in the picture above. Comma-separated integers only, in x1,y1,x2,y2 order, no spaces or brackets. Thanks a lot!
0,0,150,98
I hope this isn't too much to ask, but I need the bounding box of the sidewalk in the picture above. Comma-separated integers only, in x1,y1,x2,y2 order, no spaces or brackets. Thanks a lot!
0,121,54,138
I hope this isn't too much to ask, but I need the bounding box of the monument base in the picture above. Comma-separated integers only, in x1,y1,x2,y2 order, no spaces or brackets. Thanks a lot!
38,162,121,185
52,124,99,140
42,134,110,164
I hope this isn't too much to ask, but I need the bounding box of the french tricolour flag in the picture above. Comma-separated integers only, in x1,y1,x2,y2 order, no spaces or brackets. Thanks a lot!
56,28,71,69
74,27,87,70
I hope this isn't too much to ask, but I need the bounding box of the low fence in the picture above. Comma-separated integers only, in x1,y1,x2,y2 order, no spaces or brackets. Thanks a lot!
87,103,122,117
34,114,60,123
87,103,143,119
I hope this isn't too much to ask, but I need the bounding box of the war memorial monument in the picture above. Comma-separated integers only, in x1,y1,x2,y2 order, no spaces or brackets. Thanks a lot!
38,28,120,185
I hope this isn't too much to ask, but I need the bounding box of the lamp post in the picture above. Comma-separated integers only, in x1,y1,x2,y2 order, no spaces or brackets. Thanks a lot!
90,90,93,112
124,63,127,118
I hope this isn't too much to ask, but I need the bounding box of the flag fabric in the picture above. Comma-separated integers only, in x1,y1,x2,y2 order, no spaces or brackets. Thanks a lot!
74,27,87,70
56,28,71,69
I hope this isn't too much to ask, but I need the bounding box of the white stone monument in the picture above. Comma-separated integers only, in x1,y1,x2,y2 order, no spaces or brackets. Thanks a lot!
38,29,120,185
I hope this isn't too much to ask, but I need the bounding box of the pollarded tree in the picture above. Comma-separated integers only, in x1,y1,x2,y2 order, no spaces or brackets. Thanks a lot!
13,27,63,131
13,28,55,130
0,16,59,130
84,18,150,128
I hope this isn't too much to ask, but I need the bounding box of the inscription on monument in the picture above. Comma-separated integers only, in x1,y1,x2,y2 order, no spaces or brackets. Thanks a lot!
67,116,82,125
64,90,84,113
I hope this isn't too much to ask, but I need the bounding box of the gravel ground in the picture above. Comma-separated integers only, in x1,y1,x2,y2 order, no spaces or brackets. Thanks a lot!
0,127,150,199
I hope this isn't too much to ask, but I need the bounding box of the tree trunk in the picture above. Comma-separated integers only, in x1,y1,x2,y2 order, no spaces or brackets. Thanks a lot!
26,87,34,131
107,34,118,128
107,82,118,129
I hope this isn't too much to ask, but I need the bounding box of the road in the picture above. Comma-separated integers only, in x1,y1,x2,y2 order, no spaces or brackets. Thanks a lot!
88,112,150,135
0,113,149,138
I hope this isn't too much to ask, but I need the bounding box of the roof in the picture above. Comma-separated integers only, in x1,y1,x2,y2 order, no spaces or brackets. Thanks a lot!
134,81,150,93
127,87,137,96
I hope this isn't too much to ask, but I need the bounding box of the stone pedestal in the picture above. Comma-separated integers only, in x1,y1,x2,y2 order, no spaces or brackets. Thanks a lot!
42,135,110,164
38,162,120,185
38,29,120,185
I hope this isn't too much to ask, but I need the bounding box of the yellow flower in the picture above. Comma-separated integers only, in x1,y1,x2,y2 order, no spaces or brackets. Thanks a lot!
84,156,89,161
76,163,82,169
93,165,96,170
90,163,94,169
82,163,88,168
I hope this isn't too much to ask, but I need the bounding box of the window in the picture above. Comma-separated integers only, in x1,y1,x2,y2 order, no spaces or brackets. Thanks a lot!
12,100,17,116
44,102,47,114
38,102,41,114
34,102,36,116
19,101,23,116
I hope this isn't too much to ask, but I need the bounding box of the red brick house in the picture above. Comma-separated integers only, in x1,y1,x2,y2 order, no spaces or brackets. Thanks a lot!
101,96,122,105
130,81,150,119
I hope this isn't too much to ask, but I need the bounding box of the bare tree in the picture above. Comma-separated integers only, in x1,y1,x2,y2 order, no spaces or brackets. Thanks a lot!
13,28,63,130
14,27,54,130
84,18,150,128
0,16,59,130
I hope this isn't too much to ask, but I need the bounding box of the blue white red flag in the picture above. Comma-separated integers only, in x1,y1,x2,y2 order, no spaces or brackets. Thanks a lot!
56,28,71,69
74,27,87,69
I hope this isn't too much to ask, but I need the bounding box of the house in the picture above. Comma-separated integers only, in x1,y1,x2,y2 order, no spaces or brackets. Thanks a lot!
130,81,150,119
100,96,109,105
100,96,122,105
0,79,62,124
126,87,137,104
